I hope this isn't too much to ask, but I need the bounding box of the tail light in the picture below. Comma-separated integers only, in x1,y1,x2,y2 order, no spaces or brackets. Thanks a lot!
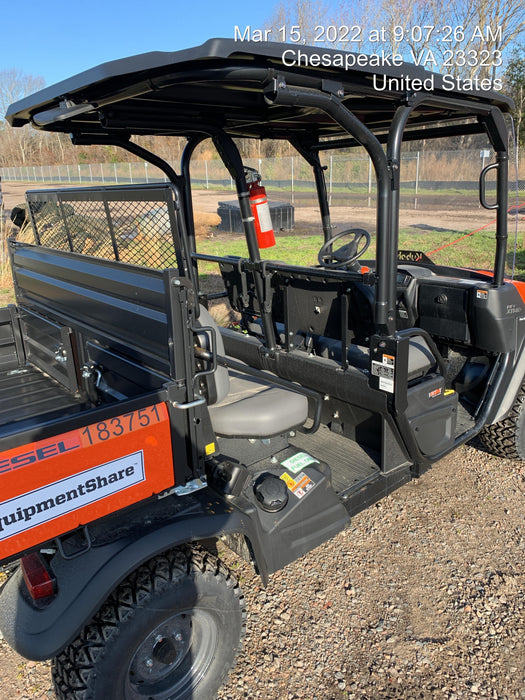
20,552,56,600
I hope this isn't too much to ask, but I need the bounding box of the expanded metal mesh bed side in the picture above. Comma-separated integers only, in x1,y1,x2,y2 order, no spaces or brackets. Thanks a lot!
23,184,183,271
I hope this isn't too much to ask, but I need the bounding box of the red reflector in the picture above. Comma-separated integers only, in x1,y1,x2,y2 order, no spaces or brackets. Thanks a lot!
21,553,55,600
360,266,370,274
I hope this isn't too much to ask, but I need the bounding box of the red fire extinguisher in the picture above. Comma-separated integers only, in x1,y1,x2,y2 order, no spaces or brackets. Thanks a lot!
246,169,276,248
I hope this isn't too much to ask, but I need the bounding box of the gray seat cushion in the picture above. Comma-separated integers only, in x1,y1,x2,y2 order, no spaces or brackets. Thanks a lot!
208,370,308,438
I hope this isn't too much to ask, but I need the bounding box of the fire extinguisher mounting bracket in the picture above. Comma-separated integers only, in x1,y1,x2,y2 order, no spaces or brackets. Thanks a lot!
244,166,260,185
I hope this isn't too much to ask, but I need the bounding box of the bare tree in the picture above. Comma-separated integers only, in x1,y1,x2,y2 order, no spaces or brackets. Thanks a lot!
0,69,45,123
0,69,46,168
504,46,525,161
264,0,333,45
334,0,525,79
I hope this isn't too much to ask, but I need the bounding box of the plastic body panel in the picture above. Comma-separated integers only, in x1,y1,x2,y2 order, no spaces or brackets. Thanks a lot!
0,403,174,561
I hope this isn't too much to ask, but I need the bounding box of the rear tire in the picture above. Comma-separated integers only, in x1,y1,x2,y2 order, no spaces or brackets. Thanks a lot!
52,545,246,700
479,383,525,459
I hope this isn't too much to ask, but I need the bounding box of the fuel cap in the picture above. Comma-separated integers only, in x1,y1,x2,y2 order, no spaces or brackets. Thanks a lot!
253,474,289,512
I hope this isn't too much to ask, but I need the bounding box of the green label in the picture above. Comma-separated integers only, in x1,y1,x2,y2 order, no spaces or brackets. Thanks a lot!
281,452,318,474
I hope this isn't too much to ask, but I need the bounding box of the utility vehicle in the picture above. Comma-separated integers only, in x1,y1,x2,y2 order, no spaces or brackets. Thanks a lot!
0,38,521,699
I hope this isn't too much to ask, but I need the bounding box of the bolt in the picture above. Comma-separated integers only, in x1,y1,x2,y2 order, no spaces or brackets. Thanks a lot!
155,634,164,644
278,80,286,89
337,89,344,97
144,658,153,668
174,632,183,642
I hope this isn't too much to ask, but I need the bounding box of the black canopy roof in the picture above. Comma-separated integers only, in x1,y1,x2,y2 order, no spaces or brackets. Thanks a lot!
5,38,513,140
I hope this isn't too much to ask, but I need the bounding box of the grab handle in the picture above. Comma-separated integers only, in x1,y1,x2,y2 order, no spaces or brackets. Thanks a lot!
479,162,499,210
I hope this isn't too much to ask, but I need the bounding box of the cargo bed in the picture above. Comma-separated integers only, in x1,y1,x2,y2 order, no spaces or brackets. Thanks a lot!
0,366,90,443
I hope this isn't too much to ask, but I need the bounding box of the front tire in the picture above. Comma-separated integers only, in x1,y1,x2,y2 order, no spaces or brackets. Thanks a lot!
479,382,525,459
52,545,246,700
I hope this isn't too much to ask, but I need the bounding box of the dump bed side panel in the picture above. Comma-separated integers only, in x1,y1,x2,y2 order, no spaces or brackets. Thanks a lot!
0,402,174,562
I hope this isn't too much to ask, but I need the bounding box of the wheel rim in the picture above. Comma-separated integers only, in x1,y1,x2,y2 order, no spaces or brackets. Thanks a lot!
126,609,219,699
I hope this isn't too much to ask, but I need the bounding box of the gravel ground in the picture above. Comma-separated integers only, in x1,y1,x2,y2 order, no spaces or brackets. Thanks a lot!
0,182,523,697
0,440,523,699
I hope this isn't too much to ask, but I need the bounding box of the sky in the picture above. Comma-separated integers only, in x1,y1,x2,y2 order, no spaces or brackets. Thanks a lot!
0,0,272,86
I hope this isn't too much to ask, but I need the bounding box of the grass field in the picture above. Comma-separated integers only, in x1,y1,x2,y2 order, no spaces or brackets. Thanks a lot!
196,227,525,279
1,209,524,308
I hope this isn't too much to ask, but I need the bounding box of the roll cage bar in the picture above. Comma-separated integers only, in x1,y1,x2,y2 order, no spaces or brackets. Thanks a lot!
72,82,509,342
8,40,511,342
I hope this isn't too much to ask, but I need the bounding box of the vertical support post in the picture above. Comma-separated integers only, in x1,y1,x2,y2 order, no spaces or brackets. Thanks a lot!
387,104,416,335
290,138,334,243
493,151,508,286
213,131,276,351
181,136,206,296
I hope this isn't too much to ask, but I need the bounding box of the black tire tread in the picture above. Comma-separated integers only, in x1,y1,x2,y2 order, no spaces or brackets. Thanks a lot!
52,544,246,700
479,382,525,460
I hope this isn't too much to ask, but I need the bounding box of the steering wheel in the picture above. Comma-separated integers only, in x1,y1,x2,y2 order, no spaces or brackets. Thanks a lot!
318,228,371,269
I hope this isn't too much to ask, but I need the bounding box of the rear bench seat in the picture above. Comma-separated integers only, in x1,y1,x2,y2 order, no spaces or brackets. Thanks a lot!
314,335,436,381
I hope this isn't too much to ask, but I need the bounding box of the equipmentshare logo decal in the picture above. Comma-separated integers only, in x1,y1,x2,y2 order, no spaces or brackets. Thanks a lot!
0,451,145,540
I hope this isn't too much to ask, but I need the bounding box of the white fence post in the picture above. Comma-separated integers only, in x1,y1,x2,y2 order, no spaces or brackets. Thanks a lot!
415,151,420,210
291,156,294,204
368,158,372,208
329,155,333,205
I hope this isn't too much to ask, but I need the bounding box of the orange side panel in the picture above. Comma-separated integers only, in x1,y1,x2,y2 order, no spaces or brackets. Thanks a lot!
0,403,174,561
471,270,525,305
510,280,525,304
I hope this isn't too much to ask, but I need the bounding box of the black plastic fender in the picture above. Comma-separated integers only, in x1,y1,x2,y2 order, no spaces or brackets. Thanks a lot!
0,490,260,661
0,454,350,662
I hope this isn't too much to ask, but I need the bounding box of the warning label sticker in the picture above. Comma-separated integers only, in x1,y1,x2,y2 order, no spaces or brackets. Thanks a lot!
371,360,395,393
280,471,314,499
281,452,318,474
256,202,273,233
